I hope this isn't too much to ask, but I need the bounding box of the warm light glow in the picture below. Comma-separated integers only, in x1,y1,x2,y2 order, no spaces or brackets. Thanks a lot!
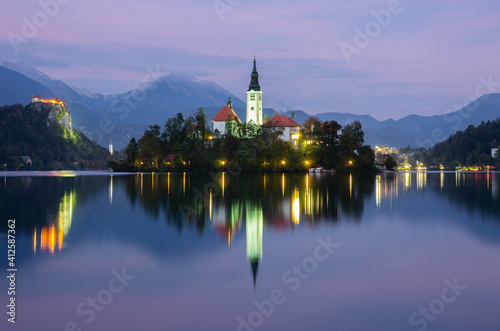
49,224,56,255
417,171,427,190
58,228,64,252
209,189,213,221
221,172,225,197
291,133,300,140
109,175,113,204
33,229,37,254
349,160,353,165
281,160,286,165
349,174,353,198
282,173,285,196
404,171,410,191
39,98,66,107
183,172,186,195
41,228,48,251
209,136,213,140
292,188,300,224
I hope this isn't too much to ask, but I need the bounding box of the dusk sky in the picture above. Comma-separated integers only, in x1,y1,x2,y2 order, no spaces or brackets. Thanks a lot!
1,0,500,120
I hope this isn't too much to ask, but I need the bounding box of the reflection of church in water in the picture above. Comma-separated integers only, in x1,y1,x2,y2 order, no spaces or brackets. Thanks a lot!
211,174,302,289
211,179,264,288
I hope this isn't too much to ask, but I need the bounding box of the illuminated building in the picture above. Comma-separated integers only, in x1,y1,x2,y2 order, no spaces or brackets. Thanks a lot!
31,95,66,107
211,96,242,135
246,56,263,125
262,115,301,147
375,145,399,155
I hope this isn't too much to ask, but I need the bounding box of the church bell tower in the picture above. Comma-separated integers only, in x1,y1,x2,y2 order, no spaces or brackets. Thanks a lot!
246,57,263,125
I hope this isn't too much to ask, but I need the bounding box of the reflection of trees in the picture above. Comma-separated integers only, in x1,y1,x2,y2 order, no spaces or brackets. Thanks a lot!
124,172,376,235
439,172,500,219
0,176,108,232
375,172,500,221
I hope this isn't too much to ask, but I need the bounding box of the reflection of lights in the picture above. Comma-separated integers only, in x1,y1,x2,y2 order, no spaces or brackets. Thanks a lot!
167,172,170,195
305,174,312,216
292,188,300,224
58,228,64,252
41,227,48,251
183,172,186,196
349,174,353,198
440,171,444,190
33,230,36,254
49,224,56,255
282,173,285,197
417,171,427,190
109,175,113,204
59,191,74,235
375,175,381,207
152,172,155,192
405,171,411,191
221,172,225,197
246,202,263,261
209,188,213,221
34,190,75,255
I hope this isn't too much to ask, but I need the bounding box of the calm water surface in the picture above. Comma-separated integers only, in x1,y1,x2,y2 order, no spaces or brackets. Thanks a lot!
1,172,499,331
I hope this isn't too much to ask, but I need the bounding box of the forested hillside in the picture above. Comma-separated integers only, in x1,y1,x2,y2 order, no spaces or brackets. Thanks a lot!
0,103,109,170
427,119,500,167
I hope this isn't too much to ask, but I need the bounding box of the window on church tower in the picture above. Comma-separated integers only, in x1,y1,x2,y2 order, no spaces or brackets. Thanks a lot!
250,94,255,101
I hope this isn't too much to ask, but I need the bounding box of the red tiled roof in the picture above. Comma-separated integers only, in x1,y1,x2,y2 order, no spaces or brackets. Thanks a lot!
211,106,242,123
262,115,301,128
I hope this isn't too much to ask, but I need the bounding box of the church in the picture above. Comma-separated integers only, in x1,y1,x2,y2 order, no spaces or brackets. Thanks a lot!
210,57,301,146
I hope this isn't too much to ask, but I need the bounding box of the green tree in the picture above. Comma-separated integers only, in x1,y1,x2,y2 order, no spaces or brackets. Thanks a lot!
163,113,186,150
138,125,162,168
303,115,321,133
356,145,376,172
195,107,209,139
383,155,398,171
340,121,364,158
125,137,138,164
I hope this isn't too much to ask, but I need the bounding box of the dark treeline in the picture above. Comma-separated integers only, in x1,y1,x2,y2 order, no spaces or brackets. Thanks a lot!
426,119,500,168
108,109,376,173
0,103,109,170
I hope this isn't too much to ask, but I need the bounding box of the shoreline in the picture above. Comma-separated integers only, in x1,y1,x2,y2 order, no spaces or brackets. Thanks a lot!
2,170,499,177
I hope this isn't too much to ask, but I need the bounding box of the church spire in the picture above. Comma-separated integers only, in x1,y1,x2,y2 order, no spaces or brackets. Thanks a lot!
248,56,261,91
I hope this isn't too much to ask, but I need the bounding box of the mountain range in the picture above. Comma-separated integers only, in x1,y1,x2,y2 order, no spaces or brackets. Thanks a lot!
1,61,499,150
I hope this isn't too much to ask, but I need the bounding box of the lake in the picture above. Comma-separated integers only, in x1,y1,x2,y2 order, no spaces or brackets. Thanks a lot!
1,171,499,331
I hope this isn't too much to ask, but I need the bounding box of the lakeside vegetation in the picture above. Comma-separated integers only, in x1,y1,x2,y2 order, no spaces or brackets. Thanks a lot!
108,109,376,173
426,119,500,169
0,103,109,170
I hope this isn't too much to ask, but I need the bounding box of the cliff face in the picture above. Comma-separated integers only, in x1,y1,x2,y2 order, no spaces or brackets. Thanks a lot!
0,103,109,170
31,101,73,137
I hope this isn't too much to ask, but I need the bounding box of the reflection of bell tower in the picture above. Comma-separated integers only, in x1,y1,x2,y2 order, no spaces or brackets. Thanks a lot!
246,201,263,289
246,56,263,125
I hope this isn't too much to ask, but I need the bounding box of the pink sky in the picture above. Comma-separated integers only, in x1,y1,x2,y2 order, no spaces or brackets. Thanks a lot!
1,0,500,119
